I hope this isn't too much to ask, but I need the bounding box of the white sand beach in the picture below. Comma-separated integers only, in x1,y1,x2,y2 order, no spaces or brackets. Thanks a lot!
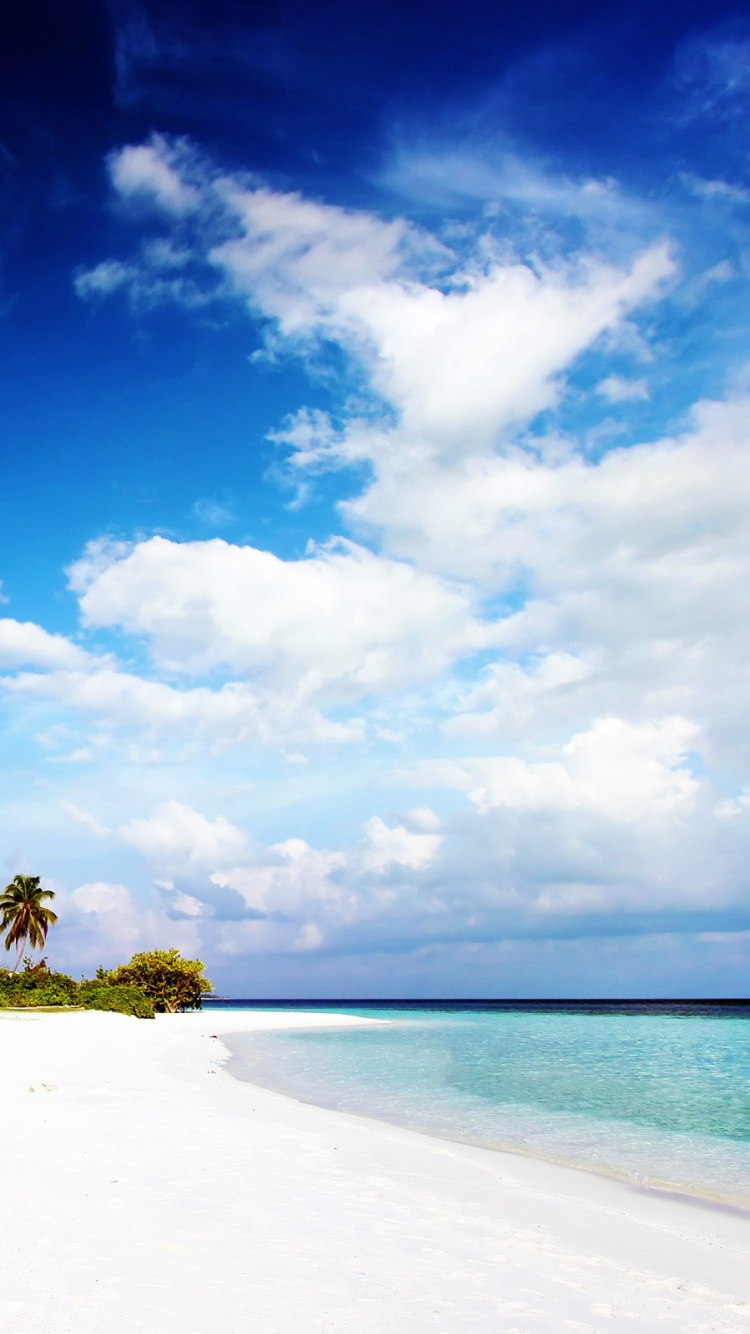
0,1007,748,1334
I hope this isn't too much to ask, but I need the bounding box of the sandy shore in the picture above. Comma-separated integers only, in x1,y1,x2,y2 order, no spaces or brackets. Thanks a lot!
0,1008,748,1334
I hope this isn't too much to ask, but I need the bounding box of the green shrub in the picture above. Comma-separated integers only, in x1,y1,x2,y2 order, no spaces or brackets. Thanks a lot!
78,982,155,1019
97,949,213,1012
0,988,77,1007
0,962,79,1008
0,960,155,1017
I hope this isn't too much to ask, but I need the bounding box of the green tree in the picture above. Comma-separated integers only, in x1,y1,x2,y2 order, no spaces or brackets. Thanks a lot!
0,876,58,973
98,948,213,1012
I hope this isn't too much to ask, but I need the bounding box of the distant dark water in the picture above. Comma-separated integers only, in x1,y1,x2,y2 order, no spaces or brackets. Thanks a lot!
206,997,750,1019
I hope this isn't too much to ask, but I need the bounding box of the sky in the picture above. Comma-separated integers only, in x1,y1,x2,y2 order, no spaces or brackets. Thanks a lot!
2,0,750,997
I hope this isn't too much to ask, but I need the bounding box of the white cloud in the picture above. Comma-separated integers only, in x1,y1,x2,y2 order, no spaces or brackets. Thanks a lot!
119,800,248,872
210,171,671,450
82,141,673,453
404,806,443,832
213,838,347,919
0,619,89,671
447,653,593,738
213,811,443,927
381,143,656,236
8,664,356,746
681,173,750,204
596,374,650,402
74,260,133,299
361,814,443,871
210,182,420,334
71,881,133,914
210,812,443,952
169,891,206,918
331,247,670,449
74,256,212,310
48,748,749,971
109,138,200,215
68,535,491,701
338,395,750,777
403,717,701,821
60,802,112,839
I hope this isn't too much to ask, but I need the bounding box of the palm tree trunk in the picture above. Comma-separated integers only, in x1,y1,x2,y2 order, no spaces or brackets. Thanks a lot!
11,941,25,973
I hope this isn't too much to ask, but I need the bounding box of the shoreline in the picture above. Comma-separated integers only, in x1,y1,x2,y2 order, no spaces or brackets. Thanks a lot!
228,1044,750,1218
221,1013,750,1216
0,1008,748,1332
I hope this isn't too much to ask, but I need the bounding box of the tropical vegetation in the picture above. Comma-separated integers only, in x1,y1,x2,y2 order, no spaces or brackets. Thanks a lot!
0,872,212,1018
0,961,78,1007
0,962,156,1017
96,949,213,1012
78,980,156,1019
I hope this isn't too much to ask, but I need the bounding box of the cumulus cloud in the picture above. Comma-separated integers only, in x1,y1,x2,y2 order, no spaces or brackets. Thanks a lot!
213,839,348,921
331,248,670,449
52,796,447,958
403,717,701,821
210,811,445,952
360,814,444,871
331,393,750,782
119,800,249,872
212,812,443,919
0,619,89,671
342,392,750,585
68,535,491,701
49,875,202,973
71,881,133,914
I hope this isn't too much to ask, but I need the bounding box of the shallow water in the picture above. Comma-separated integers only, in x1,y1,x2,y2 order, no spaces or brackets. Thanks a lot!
217,1002,750,1204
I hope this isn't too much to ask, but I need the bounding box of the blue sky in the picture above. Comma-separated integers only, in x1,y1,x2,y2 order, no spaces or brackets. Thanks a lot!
3,0,750,996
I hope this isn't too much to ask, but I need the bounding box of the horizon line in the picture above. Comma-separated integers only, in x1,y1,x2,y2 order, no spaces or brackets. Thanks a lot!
204,996,750,1004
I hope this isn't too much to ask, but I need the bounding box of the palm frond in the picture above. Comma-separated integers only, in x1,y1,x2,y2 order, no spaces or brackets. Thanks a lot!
0,875,57,965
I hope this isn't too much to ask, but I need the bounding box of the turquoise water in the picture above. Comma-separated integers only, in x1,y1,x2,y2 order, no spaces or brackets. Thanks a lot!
221,1004,750,1205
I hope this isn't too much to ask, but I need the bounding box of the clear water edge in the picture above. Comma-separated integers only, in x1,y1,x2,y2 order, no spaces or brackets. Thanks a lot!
214,1003,750,1211
229,1061,749,1212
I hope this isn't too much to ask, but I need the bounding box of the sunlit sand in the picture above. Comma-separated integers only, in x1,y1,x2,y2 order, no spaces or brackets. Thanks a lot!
1,1009,748,1333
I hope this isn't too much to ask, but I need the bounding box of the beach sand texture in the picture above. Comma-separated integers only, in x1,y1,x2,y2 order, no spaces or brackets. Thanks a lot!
0,1008,748,1334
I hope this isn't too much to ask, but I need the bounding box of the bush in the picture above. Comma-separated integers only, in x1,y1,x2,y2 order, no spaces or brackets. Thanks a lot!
78,982,155,1019
0,960,154,1017
97,949,213,1013
0,961,79,1008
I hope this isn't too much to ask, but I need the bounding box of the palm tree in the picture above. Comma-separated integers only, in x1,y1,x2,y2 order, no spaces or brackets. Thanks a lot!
0,876,58,972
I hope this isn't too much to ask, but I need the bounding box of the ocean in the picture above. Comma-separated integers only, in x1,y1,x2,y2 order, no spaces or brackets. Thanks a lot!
211,1000,750,1206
